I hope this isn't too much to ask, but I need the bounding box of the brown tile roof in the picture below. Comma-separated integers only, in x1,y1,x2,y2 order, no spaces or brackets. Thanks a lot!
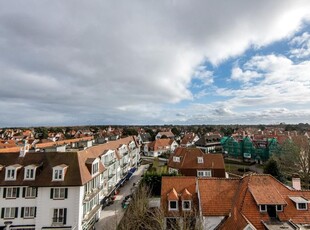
198,178,240,216
249,176,286,205
35,136,94,148
167,188,178,200
181,188,192,200
148,138,175,151
168,147,225,170
180,133,196,145
158,131,174,137
0,136,138,187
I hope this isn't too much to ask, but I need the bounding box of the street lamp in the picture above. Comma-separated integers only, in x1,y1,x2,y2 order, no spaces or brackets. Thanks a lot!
4,221,12,230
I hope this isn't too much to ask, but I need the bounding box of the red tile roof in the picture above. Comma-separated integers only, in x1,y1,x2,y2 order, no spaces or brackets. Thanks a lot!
198,178,240,216
168,147,225,170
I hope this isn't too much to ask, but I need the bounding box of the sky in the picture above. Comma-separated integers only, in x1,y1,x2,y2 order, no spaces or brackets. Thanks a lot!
0,0,310,127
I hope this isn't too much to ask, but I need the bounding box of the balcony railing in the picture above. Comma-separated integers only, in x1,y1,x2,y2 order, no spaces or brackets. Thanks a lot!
108,173,116,179
104,159,116,167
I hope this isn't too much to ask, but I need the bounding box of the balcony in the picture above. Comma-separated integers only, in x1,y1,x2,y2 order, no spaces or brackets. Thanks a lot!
105,158,116,167
108,172,116,179
121,161,129,168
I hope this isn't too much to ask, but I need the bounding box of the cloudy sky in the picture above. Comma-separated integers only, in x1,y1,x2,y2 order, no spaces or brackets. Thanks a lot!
1,0,310,127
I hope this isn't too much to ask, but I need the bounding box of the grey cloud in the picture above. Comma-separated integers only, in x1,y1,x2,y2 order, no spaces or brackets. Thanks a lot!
0,0,310,126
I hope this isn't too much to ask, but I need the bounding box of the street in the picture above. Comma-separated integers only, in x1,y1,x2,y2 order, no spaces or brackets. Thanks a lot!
94,164,149,230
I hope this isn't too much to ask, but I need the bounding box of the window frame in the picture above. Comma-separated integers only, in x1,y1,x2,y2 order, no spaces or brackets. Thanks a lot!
259,204,267,212
25,187,37,198
3,207,17,219
276,205,283,212
23,207,36,218
24,167,36,180
52,188,66,200
6,187,18,199
53,208,66,224
53,169,64,181
197,170,211,177
173,156,180,162
169,200,178,211
5,168,16,181
182,200,191,210
197,157,204,163
297,202,307,210
92,162,99,175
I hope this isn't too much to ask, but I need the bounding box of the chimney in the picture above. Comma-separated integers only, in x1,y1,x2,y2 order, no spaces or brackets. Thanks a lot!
292,174,301,190
19,140,29,157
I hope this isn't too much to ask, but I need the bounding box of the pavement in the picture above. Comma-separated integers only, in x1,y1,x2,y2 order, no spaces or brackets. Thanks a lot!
94,164,149,230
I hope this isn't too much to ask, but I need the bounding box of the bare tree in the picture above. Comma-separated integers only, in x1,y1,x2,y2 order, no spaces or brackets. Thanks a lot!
275,136,310,188
118,185,164,230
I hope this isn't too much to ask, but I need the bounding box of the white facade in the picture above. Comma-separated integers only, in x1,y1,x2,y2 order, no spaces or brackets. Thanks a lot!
0,136,140,230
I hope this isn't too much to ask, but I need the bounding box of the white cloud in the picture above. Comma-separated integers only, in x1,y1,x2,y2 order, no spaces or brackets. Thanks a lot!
0,1,310,126
289,32,310,58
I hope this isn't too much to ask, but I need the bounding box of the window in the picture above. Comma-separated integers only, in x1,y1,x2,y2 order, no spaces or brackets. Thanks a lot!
53,208,67,224
297,203,307,210
182,200,191,210
24,187,37,198
5,169,16,180
1,207,17,219
259,205,267,212
169,168,178,174
197,157,203,163
92,162,99,175
173,157,180,162
197,170,211,177
24,168,35,180
4,187,19,199
53,169,63,180
51,188,68,199
276,205,283,212
169,201,178,211
21,207,36,218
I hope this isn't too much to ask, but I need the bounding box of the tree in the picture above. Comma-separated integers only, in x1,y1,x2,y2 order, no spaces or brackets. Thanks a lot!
122,128,138,137
34,127,48,139
118,185,164,230
263,158,283,182
171,127,180,136
274,136,310,188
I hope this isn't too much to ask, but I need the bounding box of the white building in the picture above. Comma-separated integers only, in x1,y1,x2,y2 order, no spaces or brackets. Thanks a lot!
0,136,140,230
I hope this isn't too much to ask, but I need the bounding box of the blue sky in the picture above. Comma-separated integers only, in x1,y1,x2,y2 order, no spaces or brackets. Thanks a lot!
0,1,310,127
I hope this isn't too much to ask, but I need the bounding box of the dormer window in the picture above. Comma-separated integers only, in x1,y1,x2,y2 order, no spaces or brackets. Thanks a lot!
259,205,267,212
86,158,100,176
182,200,191,210
167,188,179,211
24,165,37,180
276,205,283,212
197,157,203,163
290,196,309,210
173,156,180,162
52,165,68,181
169,201,178,211
5,164,22,181
298,203,307,210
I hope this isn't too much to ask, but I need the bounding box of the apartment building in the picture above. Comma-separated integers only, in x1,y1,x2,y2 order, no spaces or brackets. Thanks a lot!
0,136,140,230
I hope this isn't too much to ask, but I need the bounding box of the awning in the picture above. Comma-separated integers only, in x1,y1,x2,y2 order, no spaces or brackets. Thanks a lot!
126,172,133,180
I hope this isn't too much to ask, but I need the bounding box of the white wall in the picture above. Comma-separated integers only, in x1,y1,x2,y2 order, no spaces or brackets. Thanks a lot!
35,186,82,229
